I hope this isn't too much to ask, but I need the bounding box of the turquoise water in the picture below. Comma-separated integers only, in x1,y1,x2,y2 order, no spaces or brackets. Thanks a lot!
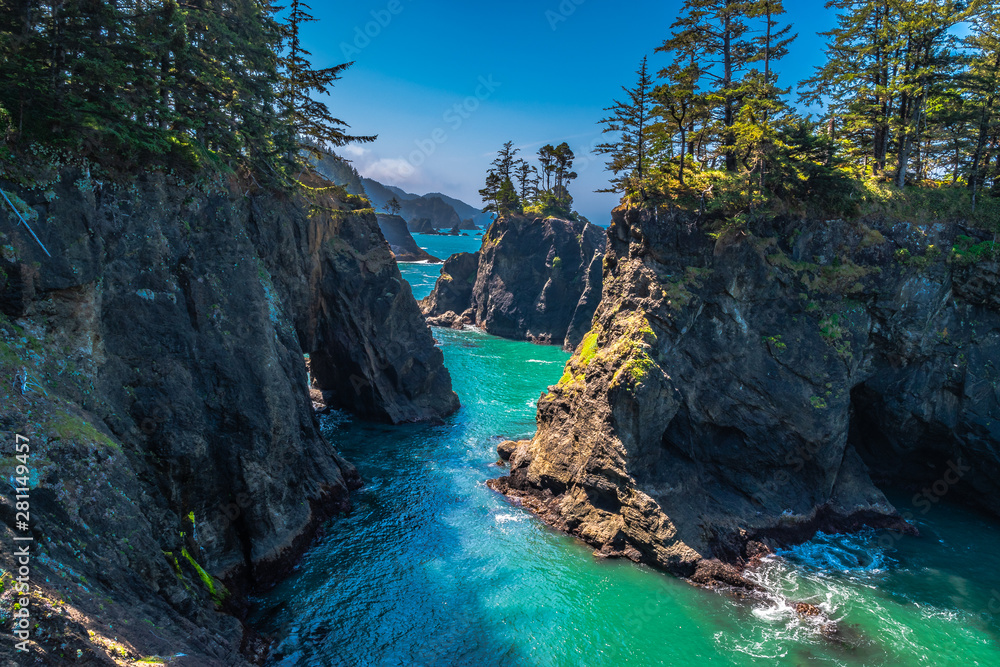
253,234,1000,666
399,232,482,301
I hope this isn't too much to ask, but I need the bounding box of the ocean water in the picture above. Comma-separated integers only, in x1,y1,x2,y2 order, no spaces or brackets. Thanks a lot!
252,234,1000,666
400,232,483,301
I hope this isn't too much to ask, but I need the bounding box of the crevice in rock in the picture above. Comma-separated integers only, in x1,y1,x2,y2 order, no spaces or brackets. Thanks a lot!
848,381,956,489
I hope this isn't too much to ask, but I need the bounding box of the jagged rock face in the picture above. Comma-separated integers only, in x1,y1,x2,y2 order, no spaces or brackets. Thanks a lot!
250,186,458,423
491,206,1000,581
0,169,456,664
420,251,480,318
376,213,440,262
421,215,605,349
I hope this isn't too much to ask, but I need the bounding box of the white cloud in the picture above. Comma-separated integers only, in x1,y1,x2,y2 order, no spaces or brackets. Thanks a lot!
341,144,370,158
362,158,418,183
349,149,478,204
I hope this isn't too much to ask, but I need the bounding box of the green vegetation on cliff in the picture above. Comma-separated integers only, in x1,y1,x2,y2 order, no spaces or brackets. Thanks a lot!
479,141,583,220
0,0,373,184
592,1,1000,229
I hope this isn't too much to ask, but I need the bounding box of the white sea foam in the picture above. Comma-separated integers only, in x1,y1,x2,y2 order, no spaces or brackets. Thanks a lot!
777,530,893,574
728,532,891,659
321,409,352,431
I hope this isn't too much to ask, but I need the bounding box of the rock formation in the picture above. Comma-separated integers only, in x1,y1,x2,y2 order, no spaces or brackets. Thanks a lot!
0,168,457,664
409,217,438,235
420,215,605,349
397,195,461,231
490,205,1000,584
315,154,479,233
425,191,492,228
376,213,441,262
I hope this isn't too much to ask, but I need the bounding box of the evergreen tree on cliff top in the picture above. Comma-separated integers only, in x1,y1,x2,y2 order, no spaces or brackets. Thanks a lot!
596,56,658,197
730,0,796,194
659,0,761,172
480,141,522,217
533,143,577,217
799,0,971,186
481,141,580,219
963,5,1000,207
0,0,375,185
279,0,376,161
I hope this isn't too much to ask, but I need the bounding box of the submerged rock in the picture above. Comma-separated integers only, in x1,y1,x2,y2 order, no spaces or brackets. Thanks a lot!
421,215,606,349
490,205,1000,582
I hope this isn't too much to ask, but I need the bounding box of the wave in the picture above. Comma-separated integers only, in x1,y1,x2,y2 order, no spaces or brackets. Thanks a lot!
776,530,893,574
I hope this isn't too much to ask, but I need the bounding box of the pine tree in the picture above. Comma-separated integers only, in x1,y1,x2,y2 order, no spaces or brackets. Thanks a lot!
799,0,898,176
732,0,796,191
964,6,1000,206
654,59,702,185
800,0,969,186
889,0,964,187
660,0,759,171
596,56,657,196
479,170,502,214
0,0,372,183
491,141,519,183
537,144,556,191
479,166,520,217
514,159,536,203
278,0,375,159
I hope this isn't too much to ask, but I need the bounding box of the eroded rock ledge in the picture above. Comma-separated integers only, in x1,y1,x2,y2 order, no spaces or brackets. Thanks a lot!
420,214,605,349
490,205,1000,585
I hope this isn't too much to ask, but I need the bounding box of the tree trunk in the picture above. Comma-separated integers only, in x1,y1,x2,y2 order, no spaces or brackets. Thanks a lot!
895,35,917,189
678,124,686,185
722,3,736,172
968,91,996,196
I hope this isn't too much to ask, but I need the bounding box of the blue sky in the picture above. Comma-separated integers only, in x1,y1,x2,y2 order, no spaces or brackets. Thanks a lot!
302,0,840,223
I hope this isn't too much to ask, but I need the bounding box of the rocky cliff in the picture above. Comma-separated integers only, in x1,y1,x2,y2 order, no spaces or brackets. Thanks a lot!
376,213,440,262
490,205,1000,584
316,155,481,231
0,167,457,664
397,196,461,231
424,191,492,228
409,217,438,235
420,215,606,349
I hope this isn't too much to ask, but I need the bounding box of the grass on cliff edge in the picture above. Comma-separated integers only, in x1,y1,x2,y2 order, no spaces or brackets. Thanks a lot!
636,166,1000,231
848,181,1000,229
